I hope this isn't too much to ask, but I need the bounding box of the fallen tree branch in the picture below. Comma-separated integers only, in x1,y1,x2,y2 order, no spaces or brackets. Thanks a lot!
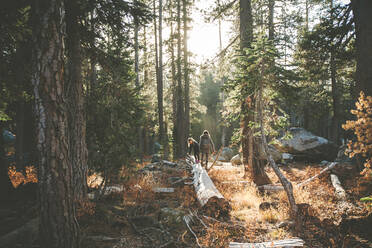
330,174,347,200
207,147,223,172
183,214,201,248
258,162,339,192
229,238,304,248
297,162,338,188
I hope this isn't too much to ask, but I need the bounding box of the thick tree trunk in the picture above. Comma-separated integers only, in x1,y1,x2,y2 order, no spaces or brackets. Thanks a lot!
66,0,88,200
158,0,164,143
240,0,271,185
133,3,143,160
330,53,340,145
183,0,190,142
268,0,275,40
32,0,79,247
351,0,372,97
170,17,178,159
176,0,186,158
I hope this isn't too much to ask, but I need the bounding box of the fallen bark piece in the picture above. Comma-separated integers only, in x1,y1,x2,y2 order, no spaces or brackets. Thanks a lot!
330,174,347,200
229,238,304,248
258,184,284,191
152,187,175,193
192,162,231,218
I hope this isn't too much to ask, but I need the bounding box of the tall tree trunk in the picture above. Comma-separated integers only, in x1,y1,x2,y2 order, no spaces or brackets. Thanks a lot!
133,6,143,160
66,0,88,200
32,0,79,247
155,0,165,144
330,0,340,145
240,0,271,185
159,0,166,157
183,0,190,143
218,0,226,147
305,0,309,31
15,100,25,170
176,0,185,158
170,9,178,159
351,0,372,97
268,0,275,40
0,124,13,201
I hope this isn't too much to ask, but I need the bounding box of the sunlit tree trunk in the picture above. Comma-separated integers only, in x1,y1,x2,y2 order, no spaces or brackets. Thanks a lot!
169,4,178,159
240,0,271,185
133,2,143,160
32,0,79,247
351,0,372,97
66,0,88,200
176,0,186,158
155,0,165,145
183,0,190,143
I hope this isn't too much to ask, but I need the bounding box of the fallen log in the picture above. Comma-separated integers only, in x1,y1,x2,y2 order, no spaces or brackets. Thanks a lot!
152,187,175,193
297,162,337,188
229,238,304,248
330,174,347,200
258,162,339,192
191,162,231,218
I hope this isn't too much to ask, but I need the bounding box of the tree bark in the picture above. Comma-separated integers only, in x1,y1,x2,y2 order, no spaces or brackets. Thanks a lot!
170,11,178,159
32,0,79,247
133,3,143,160
240,0,271,185
183,0,190,143
268,0,275,40
351,0,372,97
66,0,88,200
156,0,165,144
176,0,186,158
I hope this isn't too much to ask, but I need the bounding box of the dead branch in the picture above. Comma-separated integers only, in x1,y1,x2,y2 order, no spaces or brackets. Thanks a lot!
229,238,304,247
207,147,223,172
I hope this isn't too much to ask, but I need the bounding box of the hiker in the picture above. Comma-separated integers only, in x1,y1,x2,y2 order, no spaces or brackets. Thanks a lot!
199,130,215,167
187,138,200,163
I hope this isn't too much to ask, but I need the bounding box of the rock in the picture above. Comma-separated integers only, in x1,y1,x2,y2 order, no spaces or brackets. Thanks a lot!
151,154,161,163
221,147,234,161
273,127,338,161
231,154,242,165
259,144,282,162
259,202,279,211
282,153,294,162
320,160,329,166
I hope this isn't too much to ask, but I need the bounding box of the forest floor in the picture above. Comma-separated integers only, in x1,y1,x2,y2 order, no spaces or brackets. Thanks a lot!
78,159,372,248
1,158,371,248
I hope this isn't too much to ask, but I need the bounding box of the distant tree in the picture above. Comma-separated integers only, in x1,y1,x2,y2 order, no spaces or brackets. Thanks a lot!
31,0,78,246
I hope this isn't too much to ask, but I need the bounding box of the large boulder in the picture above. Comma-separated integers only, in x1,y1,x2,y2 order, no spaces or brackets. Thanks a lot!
231,154,242,165
258,144,282,162
221,147,234,161
273,127,338,161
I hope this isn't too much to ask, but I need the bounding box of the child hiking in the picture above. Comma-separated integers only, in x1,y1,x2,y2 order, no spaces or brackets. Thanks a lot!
199,130,215,167
187,138,200,163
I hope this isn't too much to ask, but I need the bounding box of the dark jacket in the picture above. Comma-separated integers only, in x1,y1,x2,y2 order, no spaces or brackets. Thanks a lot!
188,141,200,155
199,133,215,153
